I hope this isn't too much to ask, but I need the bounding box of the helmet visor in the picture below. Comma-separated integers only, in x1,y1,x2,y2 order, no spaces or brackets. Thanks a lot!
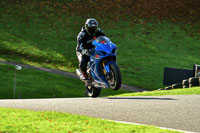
87,26,97,35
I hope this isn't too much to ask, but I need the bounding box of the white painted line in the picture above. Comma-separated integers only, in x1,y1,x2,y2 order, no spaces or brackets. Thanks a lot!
106,120,196,133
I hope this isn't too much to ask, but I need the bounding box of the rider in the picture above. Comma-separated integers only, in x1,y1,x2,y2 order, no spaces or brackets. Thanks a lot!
76,18,106,80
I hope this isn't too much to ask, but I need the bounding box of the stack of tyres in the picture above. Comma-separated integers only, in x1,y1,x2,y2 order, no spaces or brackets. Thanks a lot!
164,86,172,90
182,79,189,88
171,83,183,89
162,77,200,90
189,77,200,87
164,83,183,90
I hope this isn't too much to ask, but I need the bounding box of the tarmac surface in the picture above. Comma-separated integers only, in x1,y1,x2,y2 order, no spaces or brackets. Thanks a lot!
0,95,200,132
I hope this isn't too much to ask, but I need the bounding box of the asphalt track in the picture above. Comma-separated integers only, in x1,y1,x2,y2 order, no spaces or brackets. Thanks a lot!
0,95,200,132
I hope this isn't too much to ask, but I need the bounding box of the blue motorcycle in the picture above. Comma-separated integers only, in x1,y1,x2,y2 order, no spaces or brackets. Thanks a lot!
76,36,122,97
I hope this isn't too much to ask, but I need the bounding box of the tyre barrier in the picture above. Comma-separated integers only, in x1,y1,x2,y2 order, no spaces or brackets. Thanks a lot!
172,83,183,89
159,77,200,90
164,86,172,90
182,79,189,88
189,77,200,87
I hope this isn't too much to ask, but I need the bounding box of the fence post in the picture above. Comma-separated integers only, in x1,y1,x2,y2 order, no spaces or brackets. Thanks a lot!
13,65,22,99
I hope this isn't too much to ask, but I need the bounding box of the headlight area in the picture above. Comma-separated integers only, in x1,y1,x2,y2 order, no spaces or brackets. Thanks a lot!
99,51,107,56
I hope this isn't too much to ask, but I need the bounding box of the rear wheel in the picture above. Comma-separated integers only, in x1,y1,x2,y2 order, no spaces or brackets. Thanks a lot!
85,85,101,98
107,63,122,91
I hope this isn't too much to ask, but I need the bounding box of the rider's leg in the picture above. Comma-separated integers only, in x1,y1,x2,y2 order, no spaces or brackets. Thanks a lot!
76,52,90,79
80,55,90,78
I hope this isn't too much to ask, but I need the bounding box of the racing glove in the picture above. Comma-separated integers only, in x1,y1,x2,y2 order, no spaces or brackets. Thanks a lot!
81,49,89,56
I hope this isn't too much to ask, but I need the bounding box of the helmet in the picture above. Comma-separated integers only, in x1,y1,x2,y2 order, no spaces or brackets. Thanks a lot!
85,18,98,35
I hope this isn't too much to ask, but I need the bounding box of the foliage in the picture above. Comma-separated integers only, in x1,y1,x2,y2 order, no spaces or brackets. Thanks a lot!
4,0,200,22
62,0,200,22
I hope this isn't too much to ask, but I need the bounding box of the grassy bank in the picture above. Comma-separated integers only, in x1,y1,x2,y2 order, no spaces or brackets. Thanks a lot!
0,63,128,99
0,1,200,89
0,107,181,133
109,87,200,97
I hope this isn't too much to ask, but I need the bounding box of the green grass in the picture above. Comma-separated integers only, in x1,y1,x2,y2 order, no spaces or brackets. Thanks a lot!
0,1,200,90
0,107,181,133
0,1,198,132
109,87,200,97
0,63,128,99
0,63,84,98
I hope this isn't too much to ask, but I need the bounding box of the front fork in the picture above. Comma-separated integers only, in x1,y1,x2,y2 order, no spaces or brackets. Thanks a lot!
102,61,115,80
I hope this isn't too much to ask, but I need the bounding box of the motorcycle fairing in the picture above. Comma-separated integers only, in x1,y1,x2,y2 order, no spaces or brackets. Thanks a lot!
89,36,117,88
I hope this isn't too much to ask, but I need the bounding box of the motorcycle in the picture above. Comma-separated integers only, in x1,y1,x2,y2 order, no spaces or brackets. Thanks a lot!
76,36,122,97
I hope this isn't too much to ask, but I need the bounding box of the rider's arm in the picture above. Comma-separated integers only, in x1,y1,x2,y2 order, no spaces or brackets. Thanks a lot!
97,28,106,36
77,32,87,53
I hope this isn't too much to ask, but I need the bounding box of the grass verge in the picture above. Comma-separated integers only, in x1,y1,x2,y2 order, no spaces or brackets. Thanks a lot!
0,107,181,133
109,87,200,97
0,63,129,99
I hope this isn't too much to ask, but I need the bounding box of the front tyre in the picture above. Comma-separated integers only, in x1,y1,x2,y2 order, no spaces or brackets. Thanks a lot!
107,63,122,91
85,85,101,98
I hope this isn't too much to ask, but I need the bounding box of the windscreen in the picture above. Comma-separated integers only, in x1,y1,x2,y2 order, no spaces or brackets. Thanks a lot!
96,36,111,44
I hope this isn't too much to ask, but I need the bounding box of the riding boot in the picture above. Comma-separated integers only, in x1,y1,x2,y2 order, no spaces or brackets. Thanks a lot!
80,67,88,80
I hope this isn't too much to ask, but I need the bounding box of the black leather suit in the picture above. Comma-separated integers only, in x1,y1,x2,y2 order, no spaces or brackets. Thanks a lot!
76,26,105,74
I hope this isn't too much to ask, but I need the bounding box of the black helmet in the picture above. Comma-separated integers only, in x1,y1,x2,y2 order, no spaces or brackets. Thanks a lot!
85,18,98,35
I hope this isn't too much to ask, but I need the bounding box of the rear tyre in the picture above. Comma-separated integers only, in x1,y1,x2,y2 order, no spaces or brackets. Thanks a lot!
85,85,101,98
107,63,122,91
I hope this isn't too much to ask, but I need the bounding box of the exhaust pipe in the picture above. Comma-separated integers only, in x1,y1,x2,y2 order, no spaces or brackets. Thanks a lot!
76,69,83,80
76,69,93,85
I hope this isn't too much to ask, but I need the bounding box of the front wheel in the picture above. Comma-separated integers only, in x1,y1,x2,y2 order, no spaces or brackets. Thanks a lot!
85,85,101,98
107,63,122,91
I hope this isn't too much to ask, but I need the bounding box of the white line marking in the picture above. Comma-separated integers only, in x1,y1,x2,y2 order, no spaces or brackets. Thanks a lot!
107,120,196,133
